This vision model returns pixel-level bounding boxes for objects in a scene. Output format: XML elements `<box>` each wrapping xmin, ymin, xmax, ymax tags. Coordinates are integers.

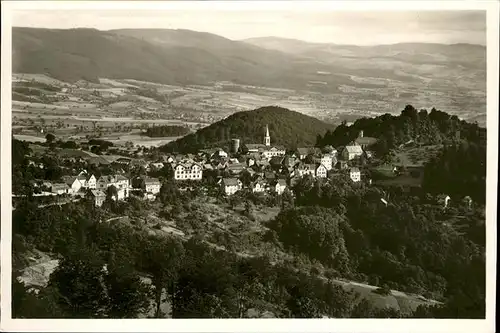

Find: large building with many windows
<box><xmin>172</xmin><ymin>162</ymin><xmax>203</xmax><ymax>180</ymax></box>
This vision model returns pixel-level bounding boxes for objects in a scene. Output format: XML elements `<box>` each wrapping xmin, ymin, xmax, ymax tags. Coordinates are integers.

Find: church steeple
<box><xmin>264</xmin><ymin>124</ymin><xmax>271</xmax><ymax>146</ymax></box>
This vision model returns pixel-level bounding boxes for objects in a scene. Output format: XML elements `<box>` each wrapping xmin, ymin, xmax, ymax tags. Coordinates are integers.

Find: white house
<box><xmin>96</xmin><ymin>175</ymin><xmax>130</xmax><ymax>200</ymax></box>
<box><xmin>172</xmin><ymin>163</ymin><xmax>203</xmax><ymax>181</ymax></box>
<box><xmin>89</xmin><ymin>189</ymin><xmax>106</xmax><ymax>207</ymax></box>
<box><xmin>76</xmin><ymin>175</ymin><xmax>87</xmax><ymax>188</ymax></box>
<box><xmin>210</xmin><ymin>148</ymin><xmax>228</xmax><ymax>159</ymax></box>
<box><xmin>296</xmin><ymin>163</ymin><xmax>316</xmax><ymax>177</ymax></box>
<box><xmin>349</xmin><ymin>167</ymin><xmax>361</xmax><ymax>182</ymax></box>
<box><xmin>252</xmin><ymin>180</ymin><xmax>267</xmax><ymax>193</ymax></box>
<box><xmin>149</xmin><ymin>162</ymin><xmax>165</xmax><ymax>170</ymax></box>
<box><xmin>319</xmin><ymin>155</ymin><xmax>334</xmax><ymax>171</ymax></box>
<box><xmin>61</xmin><ymin>176</ymin><xmax>82</xmax><ymax>195</ymax></box>
<box><xmin>315</xmin><ymin>164</ymin><xmax>328</xmax><ymax>178</ymax></box>
<box><xmin>144</xmin><ymin>177</ymin><xmax>161</xmax><ymax>195</ymax></box>
<box><xmin>341</xmin><ymin>142</ymin><xmax>364</xmax><ymax>161</ymax></box>
<box><xmin>51</xmin><ymin>183</ymin><xmax>70</xmax><ymax>195</ymax></box>
<box><xmin>274</xmin><ymin>179</ymin><xmax>288</xmax><ymax>195</ymax></box>
<box><xmin>87</xmin><ymin>174</ymin><xmax>97</xmax><ymax>189</ymax></box>
<box><xmin>296</xmin><ymin>148</ymin><xmax>311</xmax><ymax>160</ymax></box>
<box><xmin>222</xmin><ymin>178</ymin><xmax>242</xmax><ymax>196</ymax></box>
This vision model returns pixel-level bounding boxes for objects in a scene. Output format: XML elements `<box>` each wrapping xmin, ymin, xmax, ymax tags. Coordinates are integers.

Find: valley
<box><xmin>12</xmin><ymin>28</ymin><xmax>487</xmax><ymax>133</ymax></box>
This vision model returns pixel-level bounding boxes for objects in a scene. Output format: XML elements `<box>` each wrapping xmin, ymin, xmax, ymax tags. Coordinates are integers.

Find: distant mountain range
<box><xmin>13</xmin><ymin>27</ymin><xmax>486</xmax><ymax>91</ymax></box>
<box><xmin>12</xmin><ymin>27</ymin><xmax>487</xmax><ymax>125</ymax></box>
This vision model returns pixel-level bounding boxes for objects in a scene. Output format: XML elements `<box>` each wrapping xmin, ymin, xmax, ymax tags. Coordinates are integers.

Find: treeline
<box><xmin>162</xmin><ymin>106</ymin><xmax>333</xmax><ymax>153</ymax></box>
<box><xmin>423</xmin><ymin>141</ymin><xmax>486</xmax><ymax>203</ymax></box>
<box><xmin>127</xmin><ymin>87</ymin><xmax>166</xmax><ymax>103</ymax></box>
<box><xmin>316</xmin><ymin>105</ymin><xmax>486</xmax><ymax>155</ymax></box>
<box><xmin>265</xmin><ymin>175</ymin><xmax>486</xmax><ymax>318</ymax></box>
<box><xmin>144</xmin><ymin>125</ymin><xmax>190</xmax><ymax>138</ymax></box>
<box><xmin>13</xmin><ymin>80</ymin><xmax>62</xmax><ymax>92</ymax></box>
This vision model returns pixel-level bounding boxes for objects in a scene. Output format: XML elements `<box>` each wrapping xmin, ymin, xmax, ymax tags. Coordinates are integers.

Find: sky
<box><xmin>13</xmin><ymin>10</ymin><xmax>486</xmax><ymax>45</ymax></box>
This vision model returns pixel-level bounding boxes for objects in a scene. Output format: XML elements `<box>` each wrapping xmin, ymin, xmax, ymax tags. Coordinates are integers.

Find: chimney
<box><xmin>359</xmin><ymin>130</ymin><xmax>364</xmax><ymax>138</ymax></box>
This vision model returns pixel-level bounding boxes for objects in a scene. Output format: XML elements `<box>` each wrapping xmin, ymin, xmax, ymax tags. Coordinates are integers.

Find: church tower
<box><xmin>264</xmin><ymin>124</ymin><xmax>271</xmax><ymax>146</ymax></box>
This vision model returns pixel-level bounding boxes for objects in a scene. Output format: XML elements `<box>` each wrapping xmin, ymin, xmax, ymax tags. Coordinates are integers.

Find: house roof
<box><xmin>355</xmin><ymin>136</ymin><xmax>378</xmax><ymax>146</ymax></box>
<box><xmin>245</xmin><ymin>143</ymin><xmax>266</xmax><ymax>149</ymax></box>
<box><xmin>90</xmin><ymin>189</ymin><xmax>106</xmax><ymax>197</ymax></box>
<box><xmin>228</xmin><ymin>163</ymin><xmax>246</xmax><ymax>170</ymax></box>
<box><xmin>52</xmin><ymin>183</ymin><xmax>69</xmax><ymax>190</ymax></box>
<box><xmin>264</xmin><ymin>171</ymin><xmax>276</xmax><ymax>179</ymax></box>
<box><xmin>344</xmin><ymin>143</ymin><xmax>363</xmax><ymax>154</ymax></box>
<box><xmin>223</xmin><ymin>178</ymin><xmax>240</xmax><ymax>186</ymax></box>
<box><xmin>89</xmin><ymin>156</ymin><xmax>111</xmax><ymax>165</ymax></box>
<box><xmin>277</xmin><ymin>179</ymin><xmax>287</xmax><ymax>186</ymax></box>
<box><xmin>130</xmin><ymin>159</ymin><xmax>148</xmax><ymax>166</ymax></box>
<box><xmin>61</xmin><ymin>176</ymin><xmax>78</xmax><ymax>186</ymax></box>
<box><xmin>297</xmin><ymin>163</ymin><xmax>316</xmax><ymax>171</ymax></box>
<box><xmin>115</xmin><ymin>175</ymin><xmax>129</xmax><ymax>181</ymax></box>
<box><xmin>161</xmin><ymin>155</ymin><xmax>174</xmax><ymax>162</ymax></box>
<box><xmin>265</xmin><ymin>145</ymin><xmax>286</xmax><ymax>151</ymax></box>
<box><xmin>98</xmin><ymin>175</ymin><xmax>115</xmax><ymax>183</ymax></box>
<box><xmin>296</xmin><ymin>147</ymin><xmax>310</xmax><ymax>155</ymax></box>
<box><xmin>269</xmin><ymin>156</ymin><xmax>285</xmax><ymax>165</ymax></box>
<box><xmin>297</xmin><ymin>147</ymin><xmax>321</xmax><ymax>156</ymax></box>
<box><xmin>144</xmin><ymin>177</ymin><xmax>161</xmax><ymax>185</ymax></box>
<box><xmin>316</xmin><ymin>163</ymin><xmax>328</xmax><ymax>170</ymax></box>
<box><xmin>253</xmin><ymin>179</ymin><xmax>267</xmax><ymax>187</ymax></box>
<box><xmin>350</xmin><ymin>167</ymin><xmax>360</xmax><ymax>173</ymax></box>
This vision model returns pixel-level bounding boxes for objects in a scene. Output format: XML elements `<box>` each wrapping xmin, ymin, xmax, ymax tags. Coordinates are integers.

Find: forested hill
<box><xmin>161</xmin><ymin>106</ymin><xmax>334</xmax><ymax>153</ymax></box>
<box><xmin>316</xmin><ymin>105</ymin><xmax>487</xmax><ymax>203</ymax></box>
<box><xmin>316</xmin><ymin>105</ymin><xmax>486</xmax><ymax>153</ymax></box>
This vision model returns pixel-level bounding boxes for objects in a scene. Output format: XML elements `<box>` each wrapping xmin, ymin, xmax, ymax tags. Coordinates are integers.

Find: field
<box><xmin>11</xmin><ymin>73</ymin><xmax>486</xmax><ymax>149</ymax></box>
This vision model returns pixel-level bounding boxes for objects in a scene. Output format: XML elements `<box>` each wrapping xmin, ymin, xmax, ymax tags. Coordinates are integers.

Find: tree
<box><xmin>45</xmin><ymin>133</ymin><xmax>56</xmax><ymax>144</ymax></box>
<box><xmin>244</xmin><ymin>200</ymin><xmax>254</xmax><ymax>219</ymax></box>
<box><xmin>239</xmin><ymin>170</ymin><xmax>253</xmax><ymax>187</ymax></box>
<box><xmin>12</xmin><ymin>277</ymin><xmax>66</xmax><ymax>318</ymax></box>
<box><xmin>281</xmin><ymin>188</ymin><xmax>294</xmax><ymax>210</ymax></box>
<box><xmin>47</xmin><ymin>246</ymin><xmax>109</xmax><ymax>318</ymax></box>
<box><xmin>105</xmin><ymin>252</ymin><xmax>152</xmax><ymax>318</ymax></box>
<box><xmin>106</xmin><ymin>185</ymin><xmax>119</xmax><ymax>201</ymax></box>
<box><xmin>173</xmin><ymin>244</ymin><xmax>238</xmax><ymax>318</ymax></box>
<box><xmin>142</xmin><ymin>237</ymin><xmax>185</xmax><ymax>318</ymax></box>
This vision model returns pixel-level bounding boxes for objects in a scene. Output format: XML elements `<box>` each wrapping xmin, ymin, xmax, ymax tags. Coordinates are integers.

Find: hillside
<box><xmin>161</xmin><ymin>106</ymin><xmax>333</xmax><ymax>153</ymax></box>
<box><xmin>12</xmin><ymin>28</ymin><xmax>350</xmax><ymax>92</ymax></box>
<box><xmin>243</xmin><ymin>37</ymin><xmax>486</xmax><ymax>70</ymax></box>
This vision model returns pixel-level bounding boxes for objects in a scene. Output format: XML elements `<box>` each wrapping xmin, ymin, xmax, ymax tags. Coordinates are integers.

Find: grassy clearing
<box><xmin>394</xmin><ymin>144</ymin><xmax>442</xmax><ymax>167</ymax></box>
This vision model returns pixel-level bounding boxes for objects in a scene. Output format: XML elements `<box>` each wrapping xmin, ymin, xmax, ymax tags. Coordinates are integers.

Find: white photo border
<box><xmin>1</xmin><ymin>1</ymin><xmax>498</xmax><ymax>332</ymax></box>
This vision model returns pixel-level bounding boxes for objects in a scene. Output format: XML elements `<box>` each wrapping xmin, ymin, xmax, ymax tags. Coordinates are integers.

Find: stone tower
<box><xmin>264</xmin><ymin>124</ymin><xmax>271</xmax><ymax>146</ymax></box>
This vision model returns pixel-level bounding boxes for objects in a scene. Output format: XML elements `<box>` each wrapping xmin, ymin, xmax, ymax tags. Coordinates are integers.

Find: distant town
<box><xmin>16</xmin><ymin>125</ymin><xmax>379</xmax><ymax>205</ymax></box>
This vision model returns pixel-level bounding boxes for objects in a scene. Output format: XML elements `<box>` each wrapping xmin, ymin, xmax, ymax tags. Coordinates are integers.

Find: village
<box><xmin>17</xmin><ymin>125</ymin><xmax>400</xmax><ymax>208</ymax></box>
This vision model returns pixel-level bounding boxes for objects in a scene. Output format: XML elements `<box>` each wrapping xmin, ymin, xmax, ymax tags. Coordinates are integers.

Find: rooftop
<box><xmin>223</xmin><ymin>178</ymin><xmax>240</xmax><ymax>186</ymax></box>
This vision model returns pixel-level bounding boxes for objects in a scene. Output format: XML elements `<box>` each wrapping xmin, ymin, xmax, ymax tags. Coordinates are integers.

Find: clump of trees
<box><xmin>144</xmin><ymin>125</ymin><xmax>190</xmax><ymax>138</ymax></box>
<box><xmin>316</xmin><ymin>105</ymin><xmax>486</xmax><ymax>156</ymax></box>
<box><xmin>267</xmin><ymin>174</ymin><xmax>485</xmax><ymax>318</ymax></box>
<box><xmin>423</xmin><ymin>141</ymin><xmax>486</xmax><ymax>203</ymax></box>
